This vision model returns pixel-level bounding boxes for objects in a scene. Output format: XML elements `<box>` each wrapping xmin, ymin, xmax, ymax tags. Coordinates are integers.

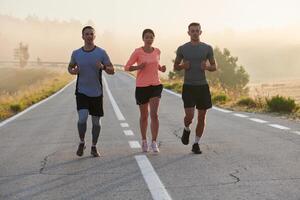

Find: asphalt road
<box><xmin>0</xmin><ymin>71</ymin><xmax>299</xmax><ymax>200</ymax></box>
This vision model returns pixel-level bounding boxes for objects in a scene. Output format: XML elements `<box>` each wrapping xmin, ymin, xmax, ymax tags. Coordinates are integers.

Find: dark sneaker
<box><xmin>91</xmin><ymin>146</ymin><xmax>100</xmax><ymax>157</ymax></box>
<box><xmin>76</xmin><ymin>143</ymin><xmax>86</xmax><ymax>157</ymax></box>
<box><xmin>181</xmin><ymin>128</ymin><xmax>190</xmax><ymax>145</ymax></box>
<box><xmin>192</xmin><ymin>143</ymin><xmax>202</xmax><ymax>154</ymax></box>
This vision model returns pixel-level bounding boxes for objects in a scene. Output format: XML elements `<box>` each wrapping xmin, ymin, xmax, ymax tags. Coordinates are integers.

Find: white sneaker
<box><xmin>142</xmin><ymin>140</ymin><xmax>149</xmax><ymax>152</ymax></box>
<box><xmin>151</xmin><ymin>141</ymin><xmax>160</xmax><ymax>153</ymax></box>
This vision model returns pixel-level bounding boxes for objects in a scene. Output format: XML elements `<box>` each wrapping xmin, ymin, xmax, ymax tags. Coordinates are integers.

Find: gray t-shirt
<box><xmin>70</xmin><ymin>46</ymin><xmax>111</xmax><ymax>97</ymax></box>
<box><xmin>176</xmin><ymin>42</ymin><xmax>214</xmax><ymax>85</ymax></box>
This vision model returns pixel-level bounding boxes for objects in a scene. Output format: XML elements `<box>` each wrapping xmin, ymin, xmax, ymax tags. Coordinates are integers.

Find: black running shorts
<box><xmin>182</xmin><ymin>84</ymin><xmax>212</xmax><ymax>110</ymax></box>
<box><xmin>135</xmin><ymin>84</ymin><xmax>163</xmax><ymax>105</ymax></box>
<box><xmin>76</xmin><ymin>93</ymin><xmax>104</xmax><ymax>117</ymax></box>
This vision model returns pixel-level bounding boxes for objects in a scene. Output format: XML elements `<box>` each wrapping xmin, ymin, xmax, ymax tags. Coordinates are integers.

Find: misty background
<box><xmin>0</xmin><ymin>9</ymin><xmax>300</xmax><ymax>83</ymax></box>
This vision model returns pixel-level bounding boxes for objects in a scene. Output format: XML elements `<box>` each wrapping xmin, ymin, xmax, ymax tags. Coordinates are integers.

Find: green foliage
<box><xmin>163</xmin><ymin>82</ymin><xmax>182</xmax><ymax>93</ymax></box>
<box><xmin>169</xmin><ymin>47</ymin><xmax>250</xmax><ymax>96</ymax></box>
<box><xmin>206</xmin><ymin>47</ymin><xmax>249</xmax><ymax>95</ymax></box>
<box><xmin>237</xmin><ymin>97</ymin><xmax>257</xmax><ymax>108</ymax></box>
<box><xmin>10</xmin><ymin>104</ymin><xmax>22</xmax><ymax>112</ymax></box>
<box><xmin>266</xmin><ymin>95</ymin><xmax>296</xmax><ymax>113</ymax></box>
<box><xmin>212</xmin><ymin>93</ymin><xmax>228</xmax><ymax>104</ymax></box>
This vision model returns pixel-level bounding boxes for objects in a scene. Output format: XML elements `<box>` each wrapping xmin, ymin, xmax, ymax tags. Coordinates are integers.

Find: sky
<box><xmin>1</xmin><ymin>0</ymin><xmax>300</xmax><ymax>34</ymax></box>
<box><xmin>1</xmin><ymin>0</ymin><xmax>300</xmax><ymax>82</ymax></box>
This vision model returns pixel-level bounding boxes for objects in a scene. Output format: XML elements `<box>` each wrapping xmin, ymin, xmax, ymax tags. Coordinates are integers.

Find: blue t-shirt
<box><xmin>70</xmin><ymin>46</ymin><xmax>111</xmax><ymax>97</ymax></box>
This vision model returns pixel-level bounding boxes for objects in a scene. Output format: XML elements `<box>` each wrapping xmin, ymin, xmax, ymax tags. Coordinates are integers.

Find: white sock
<box><xmin>195</xmin><ymin>136</ymin><xmax>201</xmax><ymax>144</ymax></box>
<box><xmin>184</xmin><ymin>126</ymin><xmax>190</xmax><ymax>131</ymax></box>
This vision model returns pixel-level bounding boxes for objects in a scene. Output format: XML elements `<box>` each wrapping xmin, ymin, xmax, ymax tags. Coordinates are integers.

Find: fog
<box><xmin>1</xmin><ymin>15</ymin><xmax>300</xmax><ymax>83</ymax></box>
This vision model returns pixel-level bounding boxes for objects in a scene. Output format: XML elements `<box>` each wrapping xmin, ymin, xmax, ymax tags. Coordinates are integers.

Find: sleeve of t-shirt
<box><xmin>69</xmin><ymin>51</ymin><xmax>76</xmax><ymax>65</ymax></box>
<box><xmin>206</xmin><ymin>45</ymin><xmax>214</xmax><ymax>60</ymax></box>
<box><xmin>124</xmin><ymin>49</ymin><xmax>139</xmax><ymax>71</ymax></box>
<box><xmin>175</xmin><ymin>46</ymin><xmax>183</xmax><ymax>61</ymax></box>
<box><xmin>101</xmin><ymin>50</ymin><xmax>111</xmax><ymax>65</ymax></box>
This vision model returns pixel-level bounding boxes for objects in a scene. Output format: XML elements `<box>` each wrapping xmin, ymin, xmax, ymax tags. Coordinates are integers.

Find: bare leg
<box><xmin>184</xmin><ymin>107</ymin><xmax>195</xmax><ymax>128</ymax></box>
<box><xmin>139</xmin><ymin>103</ymin><xmax>149</xmax><ymax>140</ymax></box>
<box><xmin>149</xmin><ymin>97</ymin><xmax>160</xmax><ymax>142</ymax></box>
<box><xmin>196</xmin><ymin>109</ymin><xmax>207</xmax><ymax>138</ymax></box>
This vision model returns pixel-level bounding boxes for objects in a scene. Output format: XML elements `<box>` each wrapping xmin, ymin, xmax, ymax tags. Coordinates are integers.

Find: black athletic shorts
<box><xmin>76</xmin><ymin>93</ymin><xmax>104</xmax><ymax>117</ymax></box>
<box><xmin>135</xmin><ymin>84</ymin><xmax>163</xmax><ymax>105</ymax></box>
<box><xmin>182</xmin><ymin>84</ymin><xmax>212</xmax><ymax>110</ymax></box>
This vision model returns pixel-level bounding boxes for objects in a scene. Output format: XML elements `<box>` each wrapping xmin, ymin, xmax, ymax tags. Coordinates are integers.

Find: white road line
<box><xmin>120</xmin><ymin>122</ymin><xmax>129</xmax><ymax>128</ymax></box>
<box><xmin>249</xmin><ymin>118</ymin><xmax>268</xmax><ymax>123</ymax></box>
<box><xmin>123</xmin><ymin>130</ymin><xmax>134</xmax><ymax>136</ymax></box>
<box><xmin>129</xmin><ymin>141</ymin><xmax>141</xmax><ymax>148</ymax></box>
<box><xmin>233</xmin><ymin>113</ymin><xmax>248</xmax><ymax>118</ymax></box>
<box><xmin>293</xmin><ymin>131</ymin><xmax>300</xmax><ymax>136</ymax></box>
<box><xmin>135</xmin><ymin>155</ymin><xmax>172</xmax><ymax>200</ymax></box>
<box><xmin>106</xmin><ymin>73</ymin><xmax>171</xmax><ymax>199</ymax></box>
<box><xmin>163</xmin><ymin>88</ymin><xmax>181</xmax><ymax>98</ymax></box>
<box><xmin>268</xmin><ymin>124</ymin><xmax>290</xmax><ymax>130</ymax></box>
<box><xmin>212</xmin><ymin>106</ymin><xmax>233</xmax><ymax>113</ymax></box>
<box><xmin>103</xmin><ymin>76</ymin><xmax>125</xmax><ymax>121</ymax></box>
<box><xmin>0</xmin><ymin>79</ymin><xmax>75</xmax><ymax>128</ymax></box>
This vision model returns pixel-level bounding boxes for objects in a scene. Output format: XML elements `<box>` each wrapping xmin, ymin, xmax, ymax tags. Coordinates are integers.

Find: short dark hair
<box><xmin>188</xmin><ymin>22</ymin><xmax>201</xmax><ymax>30</ymax></box>
<box><xmin>82</xmin><ymin>26</ymin><xmax>95</xmax><ymax>35</ymax></box>
<box><xmin>142</xmin><ymin>29</ymin><xmax>155</xmax><ymax>38</ymax></box>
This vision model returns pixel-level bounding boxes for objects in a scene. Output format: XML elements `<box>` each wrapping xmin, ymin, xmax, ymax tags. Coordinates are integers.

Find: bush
<box><xmin>10</xmin><ymin>104</ymin><xmax>22</xmax><ymax>112</ymax></box>
<box><xmin>237</xmin><ymin>97</ymin><xmax>256</xmax><ymax>108</ymax></box>
<box><xmin>163</xmin><ymin>82</ymin><xmax>182</xmax><ymax>93</ymax></box>
<box><xmin>212</xmin><ymin>94</ymin><xmax>228</xmax><ymax>104</ymax></box>
<box><xmin>266</xmin><ymin>95</ymin><xmax>296</xmax><ymax>113</ymax></box>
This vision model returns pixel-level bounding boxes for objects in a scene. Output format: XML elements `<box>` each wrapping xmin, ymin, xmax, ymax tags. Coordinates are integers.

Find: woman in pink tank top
<box><xmin>124</xmin><ymin>29</ymin><xmax>166</xmax><ymax>153</ymax></box>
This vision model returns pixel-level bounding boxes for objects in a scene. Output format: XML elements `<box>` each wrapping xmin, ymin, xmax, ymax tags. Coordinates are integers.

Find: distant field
<box><xmin>0</xmin><ymin>67</ymin><xmax>73</xmax><ymax>120</ymax></box>
<box><xmin>248</xmin><ymin>79</ymin><xmax>300</xmax><ymax>103</ymax></box>
<box><xmin>0</xmin><ymin>67</ymin><xmax>65</xmax><ymax>93</ymax></box>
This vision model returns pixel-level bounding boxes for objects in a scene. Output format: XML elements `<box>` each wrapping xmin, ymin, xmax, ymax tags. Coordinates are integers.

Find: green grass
<box><xmin>161</xmin><ymin>78</ymin><xmax>300</xmax><ymax>120</ymax></box>
<box><xmin>0</xmin><ymin>67</ymin><xmax>73</xmax><ymax>120</ymax></box>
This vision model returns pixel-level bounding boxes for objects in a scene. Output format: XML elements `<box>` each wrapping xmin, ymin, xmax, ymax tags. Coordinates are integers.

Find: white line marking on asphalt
<box><xmin>103</xmin><ymin>76</ymin><xmax>125</xmax><ymax>121</ymax></box>
<box><xmin>129</xmin><ymin>141</ymin><xmax>141</xmax><ymax>148</ymax></box>
<box><xmin>0</xmin><ymin>79</ymin><xmax>75</xmax><ymax>128</ymax></box>
<box><xmin>124</xmin><ymin>130</ymin><xmax>134</xmax><ymax>136</ymax></box>
<box><xmin>268</xmin><ymin>124</ymin><xmax>290</xmax><ymax>130</ymax></box>
<box><xmin>212</xmin><ymin>106</ymin><xmax>233</xmax><ymax>113</ymax></box>
<box><xmin>233</xmin><ymin>113</ymin><xmax>248</xmax><ymax>118</ymax></box>
<box><xmin>163</xmin><ymin>88</ymin><xmax>181</xmax><ymax>98</ymax></box>
<box><xmin>293</xmin><ymin>131</ymin><xmax>300</xmax><ymax>135</ymax></box>
<box><xmin>135</xmin><ymin>155</ymin><xmax>172</xmax><ymax>200</ymax></box>
<box><xmin>106</xmin><ymin>73</ymin><xmax>171</xmax><ymax>199</ymax></box>
<box><xmin>120</xmin><ymin>123</ymin><xmax>129</xmax><ymax>128</ymax></box>
<box><xmin>249</xmin><ymin>118</ymin><xmax>268</xmax><ymax>123</ymax></box>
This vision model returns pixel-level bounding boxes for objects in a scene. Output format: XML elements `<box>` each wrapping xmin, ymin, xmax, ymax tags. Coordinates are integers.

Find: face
<box><xmin>82</xmin><ymin>28</ymin><xmax>95</xmax><ymax>45</ymax></box>
<box><xmin>143</xmin><ymin>32</ymin><xmax>154</xmax><ymax>46</ymax></box>
<box><xmin>188</xmin><ymin>25</ymin><xmax>202</xmax><ymax>41</ymax></box>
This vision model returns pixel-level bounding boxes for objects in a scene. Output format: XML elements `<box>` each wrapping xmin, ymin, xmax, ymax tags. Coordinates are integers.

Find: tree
<box><xmin>206</xmin><ymin>47</ymin><xmax>249</xmax><ymax>95</ymax></box>
<box><xmin>168</xmin><ymin>47</ymin><xmax>250</xmax><ymax>95</ymax></box>
<box><xmin>13</xmin><ymin>42</ymin><xmax>30</xmax><ymax>68</ymax></box>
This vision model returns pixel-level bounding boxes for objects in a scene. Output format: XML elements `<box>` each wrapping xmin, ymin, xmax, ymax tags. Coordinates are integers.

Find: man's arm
<box><xmin>207</xmin><ymin>57</ymin><xmax>217</xmax><ymax>71</ymax></box>
<box><xmin>201</xmin><ymin>58</ymin><xmax>217</xmax><ymax>72</ymax></box>
<box><xmin>68</xmin><ymin>63</ymin><xmax>79</xmax><ymax>75</ymax></box>
<box><xmin>174</xmin><ymin>57</ymin><xmax>190</xmax><ymax>71</ymax></box>
<box><xmin>103</xmin><ymin>62</ymin><xmax>115</xmax><ymax>75</ymax></box>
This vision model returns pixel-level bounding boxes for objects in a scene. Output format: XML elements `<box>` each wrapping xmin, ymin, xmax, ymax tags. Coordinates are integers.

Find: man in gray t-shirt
<box><xmin>68</xmin><ymin>26</ymin><xmax>115</xmax><ymax>157</ymax></box>
<box><xmin>174</xmin><ymin>22</ymin><xmax>217</xmax><ymax>154</ymax></box>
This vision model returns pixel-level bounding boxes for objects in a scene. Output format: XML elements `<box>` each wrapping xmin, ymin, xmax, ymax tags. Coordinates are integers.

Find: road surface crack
<box><xmin>229</xmin><ymin>169</ymin><xmax>240</xmax><ymax>183</ymax></box>
<box><xmin>39</xmin><ymin>151</ymin><xmax>57</xmax><ymax>174</ymax></box>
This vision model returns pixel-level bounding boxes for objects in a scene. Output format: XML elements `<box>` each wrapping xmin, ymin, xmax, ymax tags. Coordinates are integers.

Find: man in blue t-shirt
<box><xmin>68</xmin><ymin>26</ymin><xmax>114</xmax><ymax>157</ymax></box>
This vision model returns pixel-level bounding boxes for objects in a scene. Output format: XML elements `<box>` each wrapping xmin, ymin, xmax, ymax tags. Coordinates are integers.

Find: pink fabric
<box><xmin>124</xmin><ymin>47</ymin><xmax>161</xmax><ymax>87</ymax></box>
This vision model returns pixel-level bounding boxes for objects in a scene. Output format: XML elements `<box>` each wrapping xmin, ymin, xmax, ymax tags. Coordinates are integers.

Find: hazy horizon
<box><xmin>0</xmin><ymin>0</ymin><xmax>300</xmax><ymax>83</ymax></box>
